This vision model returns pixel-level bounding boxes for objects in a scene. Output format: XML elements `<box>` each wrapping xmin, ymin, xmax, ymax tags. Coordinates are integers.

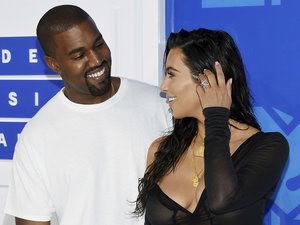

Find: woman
<box><xmin>134</xmin><ymin>28</ymin><xmax>289</xmax><ymax>225</ymax></box>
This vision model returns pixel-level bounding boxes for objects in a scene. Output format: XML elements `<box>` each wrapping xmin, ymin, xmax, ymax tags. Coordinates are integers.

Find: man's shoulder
<box><xmin>116</xmin><ymin>77</ymin><xmax>168</xmax><ymax>111</ymax></box>
<box><xmin>125</xmin><ymin>77</ymin><xmax>158</xmax><ymax>89</ymax></box>
<box><xmin>121</xmin><ymin>77</ymin><xmax>161</xmax><ymax>97</ymax></box>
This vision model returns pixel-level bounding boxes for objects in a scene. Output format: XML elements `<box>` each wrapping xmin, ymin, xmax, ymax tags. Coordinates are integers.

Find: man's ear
<box><xmin>45</xmin><ymin>56</ymin><xmax>61</xmax><ymax>75</ymax></box>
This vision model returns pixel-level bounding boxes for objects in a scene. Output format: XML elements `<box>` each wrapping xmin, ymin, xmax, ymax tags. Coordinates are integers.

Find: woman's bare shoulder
<box><xmin>147</xmin><ymin>136</ymin><xmax>166</xmax><ymax>166</ymax></box>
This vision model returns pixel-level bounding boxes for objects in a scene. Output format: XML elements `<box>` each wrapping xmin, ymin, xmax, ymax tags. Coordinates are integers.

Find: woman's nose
<box><xmin>160</xmin><ymin>77</ymin><xmax>168</xmax><ymax>92</ymax></box>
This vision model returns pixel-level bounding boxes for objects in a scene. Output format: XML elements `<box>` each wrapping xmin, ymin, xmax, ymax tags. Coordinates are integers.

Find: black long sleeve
<box><xmin>203</xmin><ymin>107</ymin><xmax>289</xmax><ymax>214</ymax></box>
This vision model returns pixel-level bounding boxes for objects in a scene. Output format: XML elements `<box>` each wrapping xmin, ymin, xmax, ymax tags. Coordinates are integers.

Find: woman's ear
<box><xmin>45</xmin><ymin>56</ymin><xmax>61</xmax><ymax>75</ymax></box>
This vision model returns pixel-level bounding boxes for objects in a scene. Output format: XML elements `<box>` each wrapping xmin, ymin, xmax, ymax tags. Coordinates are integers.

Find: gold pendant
<box><xmin>195</xmin><ymin>145</ymin><xmax>204</xmax><ymax>157</ymax></box>
<box><xmin>192</xmin><ymin>175</ymin><xmax>199</xmax><ymax>188</ymax></box>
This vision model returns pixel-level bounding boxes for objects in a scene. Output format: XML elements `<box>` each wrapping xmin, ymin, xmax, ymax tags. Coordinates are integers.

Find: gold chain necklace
<box><xmin>192</xmin><ymin>148</ymin><xmax>204</xmax><ymax>188</ymax></box>
<box><xmin>192</xmin><ymin>136</ymin><xmax>204</xmax><ymax>157</ymax></box>
<box><xmin>195</xmin><ymin>144</ymin><xmax>204</xmax><ymax>157</ymax></box>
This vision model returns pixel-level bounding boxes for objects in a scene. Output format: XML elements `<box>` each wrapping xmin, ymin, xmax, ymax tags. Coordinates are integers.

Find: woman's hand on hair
<box><xmin>196</xmin><ymin>61</ymin><xmax>232</xmax><ymax>110</ymax></box>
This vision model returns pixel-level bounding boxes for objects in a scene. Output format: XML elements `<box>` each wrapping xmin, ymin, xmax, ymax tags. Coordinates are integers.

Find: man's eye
<box><xmin>73</xmin><ymin>54</ymin><xmax>84</xmax><ymax>60</ymax></box>
<box><xmin>95</xmin><ymin>42</ymin><xmax>104</xmax><ymax>48</ymax></box>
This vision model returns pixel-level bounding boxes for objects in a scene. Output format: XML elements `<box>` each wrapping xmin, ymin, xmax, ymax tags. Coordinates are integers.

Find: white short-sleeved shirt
<box><xmin>4</xmin><ymin>78</ymin><xmax>171</xmax><ymax>225</ymax></box>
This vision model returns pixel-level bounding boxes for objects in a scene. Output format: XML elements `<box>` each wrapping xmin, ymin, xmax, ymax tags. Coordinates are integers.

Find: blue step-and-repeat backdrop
<box><xmin>166</xmin><ymin>0</ymin><xmax>299</xmax><ymax>224</ymax></box>
<box><xmin>0</xmin><ymin>37</ymin><xmax>64</xmax><ymax>159</ymax></box>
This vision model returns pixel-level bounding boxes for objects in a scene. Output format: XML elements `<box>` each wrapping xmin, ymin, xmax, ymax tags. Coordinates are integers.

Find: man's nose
<box><xmin>88</xmin><ymin>50</ymin><xmax>101</xmax><ymax>67</ymax></box>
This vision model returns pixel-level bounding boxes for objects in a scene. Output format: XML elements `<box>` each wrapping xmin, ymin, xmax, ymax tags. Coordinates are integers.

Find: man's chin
<box><xmin>86</xmin><ymin>76</ymin><xmax>111</xmax><ymax>97</ymax></box>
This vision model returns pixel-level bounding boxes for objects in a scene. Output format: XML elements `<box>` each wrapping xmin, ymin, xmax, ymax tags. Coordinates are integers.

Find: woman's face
<box><xmin>160</xmin><ymin>48</ymin><xmax>203</xmax><ymax>119</ymax></box>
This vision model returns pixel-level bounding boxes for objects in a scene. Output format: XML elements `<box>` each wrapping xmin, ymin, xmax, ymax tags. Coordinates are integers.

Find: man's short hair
<box><xmin>36</xmin><ymin>5</ymin><xmax>91</xmax><ymax>57</ymax></box>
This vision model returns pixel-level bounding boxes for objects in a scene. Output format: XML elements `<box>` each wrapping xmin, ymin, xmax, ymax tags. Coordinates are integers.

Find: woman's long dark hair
<box><xmin>134</xmin><ymin>28</ymin><xmax>261</xmax><ymax>216</ymax></box>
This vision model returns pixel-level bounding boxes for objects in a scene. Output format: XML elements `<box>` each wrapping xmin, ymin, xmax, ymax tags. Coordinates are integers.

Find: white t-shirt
<box><xmin>5</xmin><ymin>78</ymin><xmax>171</xmax><ymax>225</ymax></box>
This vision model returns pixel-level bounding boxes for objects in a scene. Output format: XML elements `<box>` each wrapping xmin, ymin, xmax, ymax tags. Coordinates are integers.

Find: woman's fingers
<box><xmin>202</xmin><ymin>61</ymin><xmax>226</xmax><ymax>89</ymax></box>
<box><xmin>226</xmin><ymin>78</ymin><xmax>233</xmax><ymax>100</ymax></box>
<box><xmin>203</xmin><ymin>69</ymin><xmax>217</xmax><ymax>88</ymax></box>
<box><xmin>196</xmin><ymin>62</ymin><xmax>232</xmax><ymax>110</ymax></box>
<box><xmin>215</xmin><ymin>61</ymin><xmax>226</xmax><ymax>87</ymax></box>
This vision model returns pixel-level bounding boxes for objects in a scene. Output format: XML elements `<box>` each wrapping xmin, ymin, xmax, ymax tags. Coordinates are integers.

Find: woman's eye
<box><xmin>167</xmin><ymin>72</ymin><xmax>174</xmax><ymax>78</ymax></box>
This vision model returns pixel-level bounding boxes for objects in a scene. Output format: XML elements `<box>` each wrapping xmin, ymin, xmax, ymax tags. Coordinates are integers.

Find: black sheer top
<box><xmin>145</xmin><ymin>107</ymin><xmax>289</xmax><ymax>225</ymax></box>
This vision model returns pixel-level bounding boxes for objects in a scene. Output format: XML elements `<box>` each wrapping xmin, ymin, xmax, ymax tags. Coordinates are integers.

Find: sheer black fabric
<box><xmin>145</xmin><ymin>107</ymin><xmax>289</xmax><ymax>225</ymax></box>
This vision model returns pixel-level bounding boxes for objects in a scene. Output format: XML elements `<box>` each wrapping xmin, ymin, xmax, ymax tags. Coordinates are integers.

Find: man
<box><xmin>4</xmin><ymin>5</ymin><xmax>170</xmax><ymax>225</ymax></box>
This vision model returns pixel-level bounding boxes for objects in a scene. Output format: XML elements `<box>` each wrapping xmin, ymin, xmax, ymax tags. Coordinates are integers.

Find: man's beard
<box><xmin>86</xmin><ymin>75</ymin><xmax>111</xmax><ymax>97</ymax></box>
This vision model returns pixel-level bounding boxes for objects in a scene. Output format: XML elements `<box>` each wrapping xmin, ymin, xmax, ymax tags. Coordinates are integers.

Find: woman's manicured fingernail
<box><xmin>215</xmin><ymin>61</ymin><xmax>220</xmax><ymax>65</ymax></box>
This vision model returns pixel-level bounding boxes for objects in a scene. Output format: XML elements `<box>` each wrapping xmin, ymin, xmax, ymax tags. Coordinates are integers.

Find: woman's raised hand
<box><xmin>196</xmin><ymin>62</ymin><xmax>232</xmax><ymax>110</ymax></box>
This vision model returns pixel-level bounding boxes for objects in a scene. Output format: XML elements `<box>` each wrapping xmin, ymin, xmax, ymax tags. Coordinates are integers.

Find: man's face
<box><xmin>46</xmin><ymin>18</ymin><xmax>112</xmax><ymax>104</ymax></box>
